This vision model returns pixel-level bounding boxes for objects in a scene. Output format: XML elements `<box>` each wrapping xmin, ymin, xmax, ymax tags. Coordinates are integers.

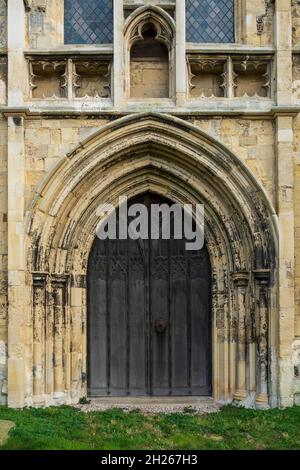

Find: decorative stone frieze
<box><xmin>27</xmin><ymin>56</ymin><xmax>113</xmax><ymax>102</ymax></box>
<box><xmin>73</xmin><ymin>61</ymin><xmax>111</xmax><ymax>99</ymax></box>
<box><xmin>187</xmin><ymin>54</ymin><xmax>273</xmax><ymax>100</ymax></box>
<box><xmin>29</xmin><ymin>60</ymin><xmax>67</xmax><ymax>99</ymax></box>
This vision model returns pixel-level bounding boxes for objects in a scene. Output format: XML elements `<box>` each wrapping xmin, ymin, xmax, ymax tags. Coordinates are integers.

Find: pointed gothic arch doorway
<box><xmin>87</xmin><ymin>193</ymin><xmax>212</xmax><ymax>397</ymax></box>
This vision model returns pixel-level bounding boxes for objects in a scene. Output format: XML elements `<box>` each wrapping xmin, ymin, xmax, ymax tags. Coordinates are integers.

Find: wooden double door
<box><xmin>88</xmin><ymin>194</ymin><xmax>212</xmax><ymax>397</ymax></box>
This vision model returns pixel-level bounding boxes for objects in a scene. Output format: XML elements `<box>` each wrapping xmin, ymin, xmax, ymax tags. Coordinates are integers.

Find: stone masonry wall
<box><xmin>244</xmin><ymin>0</ymin><xmax>274</xmax><ymax>47</ymax></box>
<box><xmin>26</xmin><ymin>0</ymin><xmax>63</xmax><ymax>49</ymax></box>
<box><xmin>193</xmin><ymin>118</ymin><xmax>275</xmax><ymax>205</ymax></box>
<box><xmin>0</xmin><ymin>0</ymin><xmax>6</xmax><ymax>49</ymax></box>
<box><xmin>294</xmin><ymin>115</ymin><xmax>300</xmax><ymax>338</ymax></box>
<box><xmin>0</xmin><ymin>0</ymin><xmax>298</xmax><ymax>408</ymax></box>
<box><xmin>24</xmin><ymin>117</ymin><xmax>276</xmax><ymax>212</ymax></box>
<box><xmin>24</xmin><ymin>118</ymin><xmax>110</xmax><ymax>209</ymax></box>
<box><xmin>0</xmin><ymin>116</ymin><xmax>7</xmax><ymax>405</ymax></box>
<box><xmin>292</xmin><ymin>0</ymin><xmax>300</xmax><ymax>48</ymax></box>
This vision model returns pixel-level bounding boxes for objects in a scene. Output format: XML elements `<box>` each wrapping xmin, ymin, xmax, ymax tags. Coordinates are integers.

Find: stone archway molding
<box><xmin>8</xmin><ymin>112</ymin><xmax>279</xmax><ymax>408</ymax></box>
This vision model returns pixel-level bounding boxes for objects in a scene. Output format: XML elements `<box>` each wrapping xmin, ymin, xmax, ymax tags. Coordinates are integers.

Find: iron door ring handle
<box><xmin>155</xmin><ymin>319</ymin><xmax>167</xmax><ymax>333</ymax></box>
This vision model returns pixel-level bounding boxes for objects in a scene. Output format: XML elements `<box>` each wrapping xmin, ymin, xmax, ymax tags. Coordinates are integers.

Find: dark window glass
<box><xmin>186</xmin><ymin>0</ymin><xmax>235</xmax><ymax>43</ymax></box>
<box><xmin>64</xmin><ymin>0</ymin><xmax>113</xmax><ymax>44</ymax></box>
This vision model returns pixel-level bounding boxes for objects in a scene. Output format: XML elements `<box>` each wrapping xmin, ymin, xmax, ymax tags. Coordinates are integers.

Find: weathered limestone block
<box><xmin>130</xmin><ymin>60</ymin><xmax>169</xmax><ymax>99</ymax></box>
<box><xmin>0</xmin><ymin>57</ymin><xmax>7</xmax><ymax>105</ymax></box>
<box><xmin>0</xmin><ymin>114</ymin><xmax>7</xmax><ymax>406</ymax></box>
<box><xmin>293</xmin><ymin>340</ymin><xmax>300</xmax><ymax>404</ymax></box>
<box><xmin>292</xmin><ymin>0</ymin><xmax>300</xmax><ymax>48</ymax></box>
<box><xmin>191</xmin><ymin>118</ymin><xmax>275</xmax><ymax>206</ymax></box>
<box><xmin>24</xmin><ymin>119</ymin><xmax>110</xmax><ymax>213</ymax></box>
<box><xmin>0</xmin><ymin>420</ymin><xmax>15</xmax><ymax>446</ymax></box>
<box><xmin>0</xmin><ymin>0</ymin><xmax>7</xmax><ymax>49</ymax></box>
<box><xmin>27</xmin><ymin>0</ymin><xmax>63</xmax><ymax>48</ymax></box>
<box><xmin>293</xmin><ymin>55</ymin><xmax>300</xmax><ymax>104</ymax></box>
<box><xmin>0</xmin><ymin>340</ymin><xmax>7</xmax><ymax>405</ymax></box>
<box><xmin>294</xmin><ymin>116</ymin><xmax>300</xmax><ymax>337</ymax></box>
<box><xmin>244</xmin><ymin>0</ymin><xmax>274</xmax><ymax>47</ymax></box>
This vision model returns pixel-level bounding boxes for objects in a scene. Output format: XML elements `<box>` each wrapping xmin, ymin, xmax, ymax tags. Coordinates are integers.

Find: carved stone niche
<box><xmin>188</xmin><ymin>59</ymin><xmax>226</xmax><ymax>99</ymax></box>
<box><xmin>124</xmin><ymin>4</ymin><xmax>175</xmax><ymax>20</ymax></box>
<box><xmin>130</xmin><ymin>23</ymin><xmax>170</xmax><ymax>99</ymax></box>
<box><xmin>29</xmin><ymin>60</ymin><xmax>67</xmax><ymax>99</ymax></box>
<box><xmin>233</xmin><ymin>58</ymin><xmax>271</xmax><ymax>99</ymax></box>
<box><xmin>73</xmin><ymin>60</ymin><xmax>111</xmax><ymax>99</ymax></box>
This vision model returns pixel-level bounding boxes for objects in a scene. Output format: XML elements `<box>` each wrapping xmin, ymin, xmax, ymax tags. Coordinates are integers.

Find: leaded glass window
<box><xmin>186</xmin><ymin>0</ymin><xmax>235</xmax><ymax>43</ymax></box>
<box><xmin>64</xmin><ymin>0</ymin><xmax>113</xmax><ymax>44</ymax></box>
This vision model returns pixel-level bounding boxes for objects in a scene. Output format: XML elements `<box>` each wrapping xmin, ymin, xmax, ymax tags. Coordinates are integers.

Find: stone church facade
<box><xmin>0</xmin><ymin>0</ymin><xmax>300</xmax><ymax>409</ymax></box>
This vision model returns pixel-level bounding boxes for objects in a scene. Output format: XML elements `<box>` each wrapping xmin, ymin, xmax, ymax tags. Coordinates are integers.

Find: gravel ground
<box><xmin>75</xmin><ymin>401</ymin><xmax>221</xmax><ymax>415</ymax></box>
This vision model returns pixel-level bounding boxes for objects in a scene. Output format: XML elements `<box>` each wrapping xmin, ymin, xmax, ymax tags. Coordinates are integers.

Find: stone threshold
<box><xmin>77</xmin><ymin>397</ymin><xmax>220</xmax><ymax>414</ymax></box>
<box><xmin>89</xmin><ymin>396</ymin><xmax>214</xmax><ymax>405</ymax></box>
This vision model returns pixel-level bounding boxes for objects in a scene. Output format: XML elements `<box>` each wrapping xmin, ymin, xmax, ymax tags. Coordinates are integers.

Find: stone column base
<box><xmin>233</xmin><ymin>390</ymin><xmax>247</xmax><ymax>401</ymax></box>
<box><xmin>256</xmin><ymin>393</ymin><xmax>269</xmax><ymax>409</ymax></box>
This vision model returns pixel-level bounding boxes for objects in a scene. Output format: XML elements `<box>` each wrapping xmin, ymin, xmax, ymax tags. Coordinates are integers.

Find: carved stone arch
<box><xmin>124</xmin><ymin>6</ymin><xmax>175</xmax><ymax>100</ymax></box>
<box><xmin>23</xmin><ymin>112</ymin><xmax>278</xmax><ymax>407</ymax></box>
<box><xmin>124</xmin><ymin>5</ymin><xmax>175</xmax><ymax>48</ymax></box>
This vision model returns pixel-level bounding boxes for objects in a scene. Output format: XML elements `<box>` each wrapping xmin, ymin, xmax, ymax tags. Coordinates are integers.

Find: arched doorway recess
<box><xmin>24</xmin><ymin>113</ymin><xmax>277</xmax><ymax>408</ymax></box>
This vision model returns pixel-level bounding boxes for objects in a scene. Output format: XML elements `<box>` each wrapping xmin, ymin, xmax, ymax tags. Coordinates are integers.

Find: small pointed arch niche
<box><xmin>124</xmin><ymin>6</ymin><xmax>175</xmax><ymax>101</ymax></box>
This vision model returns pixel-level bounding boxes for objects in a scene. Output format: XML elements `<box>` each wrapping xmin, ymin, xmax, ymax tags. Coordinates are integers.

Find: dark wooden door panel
<box><xmin>128</xmin><ymin>239</ymin><xmax>147</xmax><ymax>395</ymax></box>
<box><xmin>88</xmin><ymin>278</ymin><xmax>107</xmax><ymax>396</ymax></box>
<box><xmin>88</xmin><ymin>194</ymin><xmax>212</xmax><ymax>397</ymax></box>
<box><xmin>151</xmin><ymin>277</ymin><xmax>170</xmax><ymax>394</ymax></box>
<box><xmin>171</xmin><ymin>278</ymin><xmax>189</xmax><ymax>393</ymax></box>
<box><xmin>151</xmin><ymin>237</ymin><xmax>169</xmax><ymax>395</ymax></box>
<box><xmin>110</xmin><ymin>277</ymin><xmax>127</xmax><ymax>394</ymax></box>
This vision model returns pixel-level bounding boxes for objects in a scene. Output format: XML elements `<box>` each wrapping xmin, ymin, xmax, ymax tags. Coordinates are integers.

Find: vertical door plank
<box><xmin>170</xmin><ymin>239</ymin><xmax>189</xmax><ymax>394</ymax></box>
<box><xmin>109</xmin><ymin>239</ymin><xmax>127</xmax><ymax>395</ymax></box>
<box><xmin>151</xmin><ymin>238</ymin><xmax>169</xmax><ymax>395</ymax></box>
<box><xmin>88</xmin><ymin>238</ymin><xmax>107</xmax><ymax>396</ymax></box>
<box><xmin>128</xmin><ymin>238</ymin><xmax>147</xmax><ymax>394</ymax></box>
<box><xmin>190</xmin><ymin>251</ymin><xmax>212</xmax><ymax>394</ymax></box>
